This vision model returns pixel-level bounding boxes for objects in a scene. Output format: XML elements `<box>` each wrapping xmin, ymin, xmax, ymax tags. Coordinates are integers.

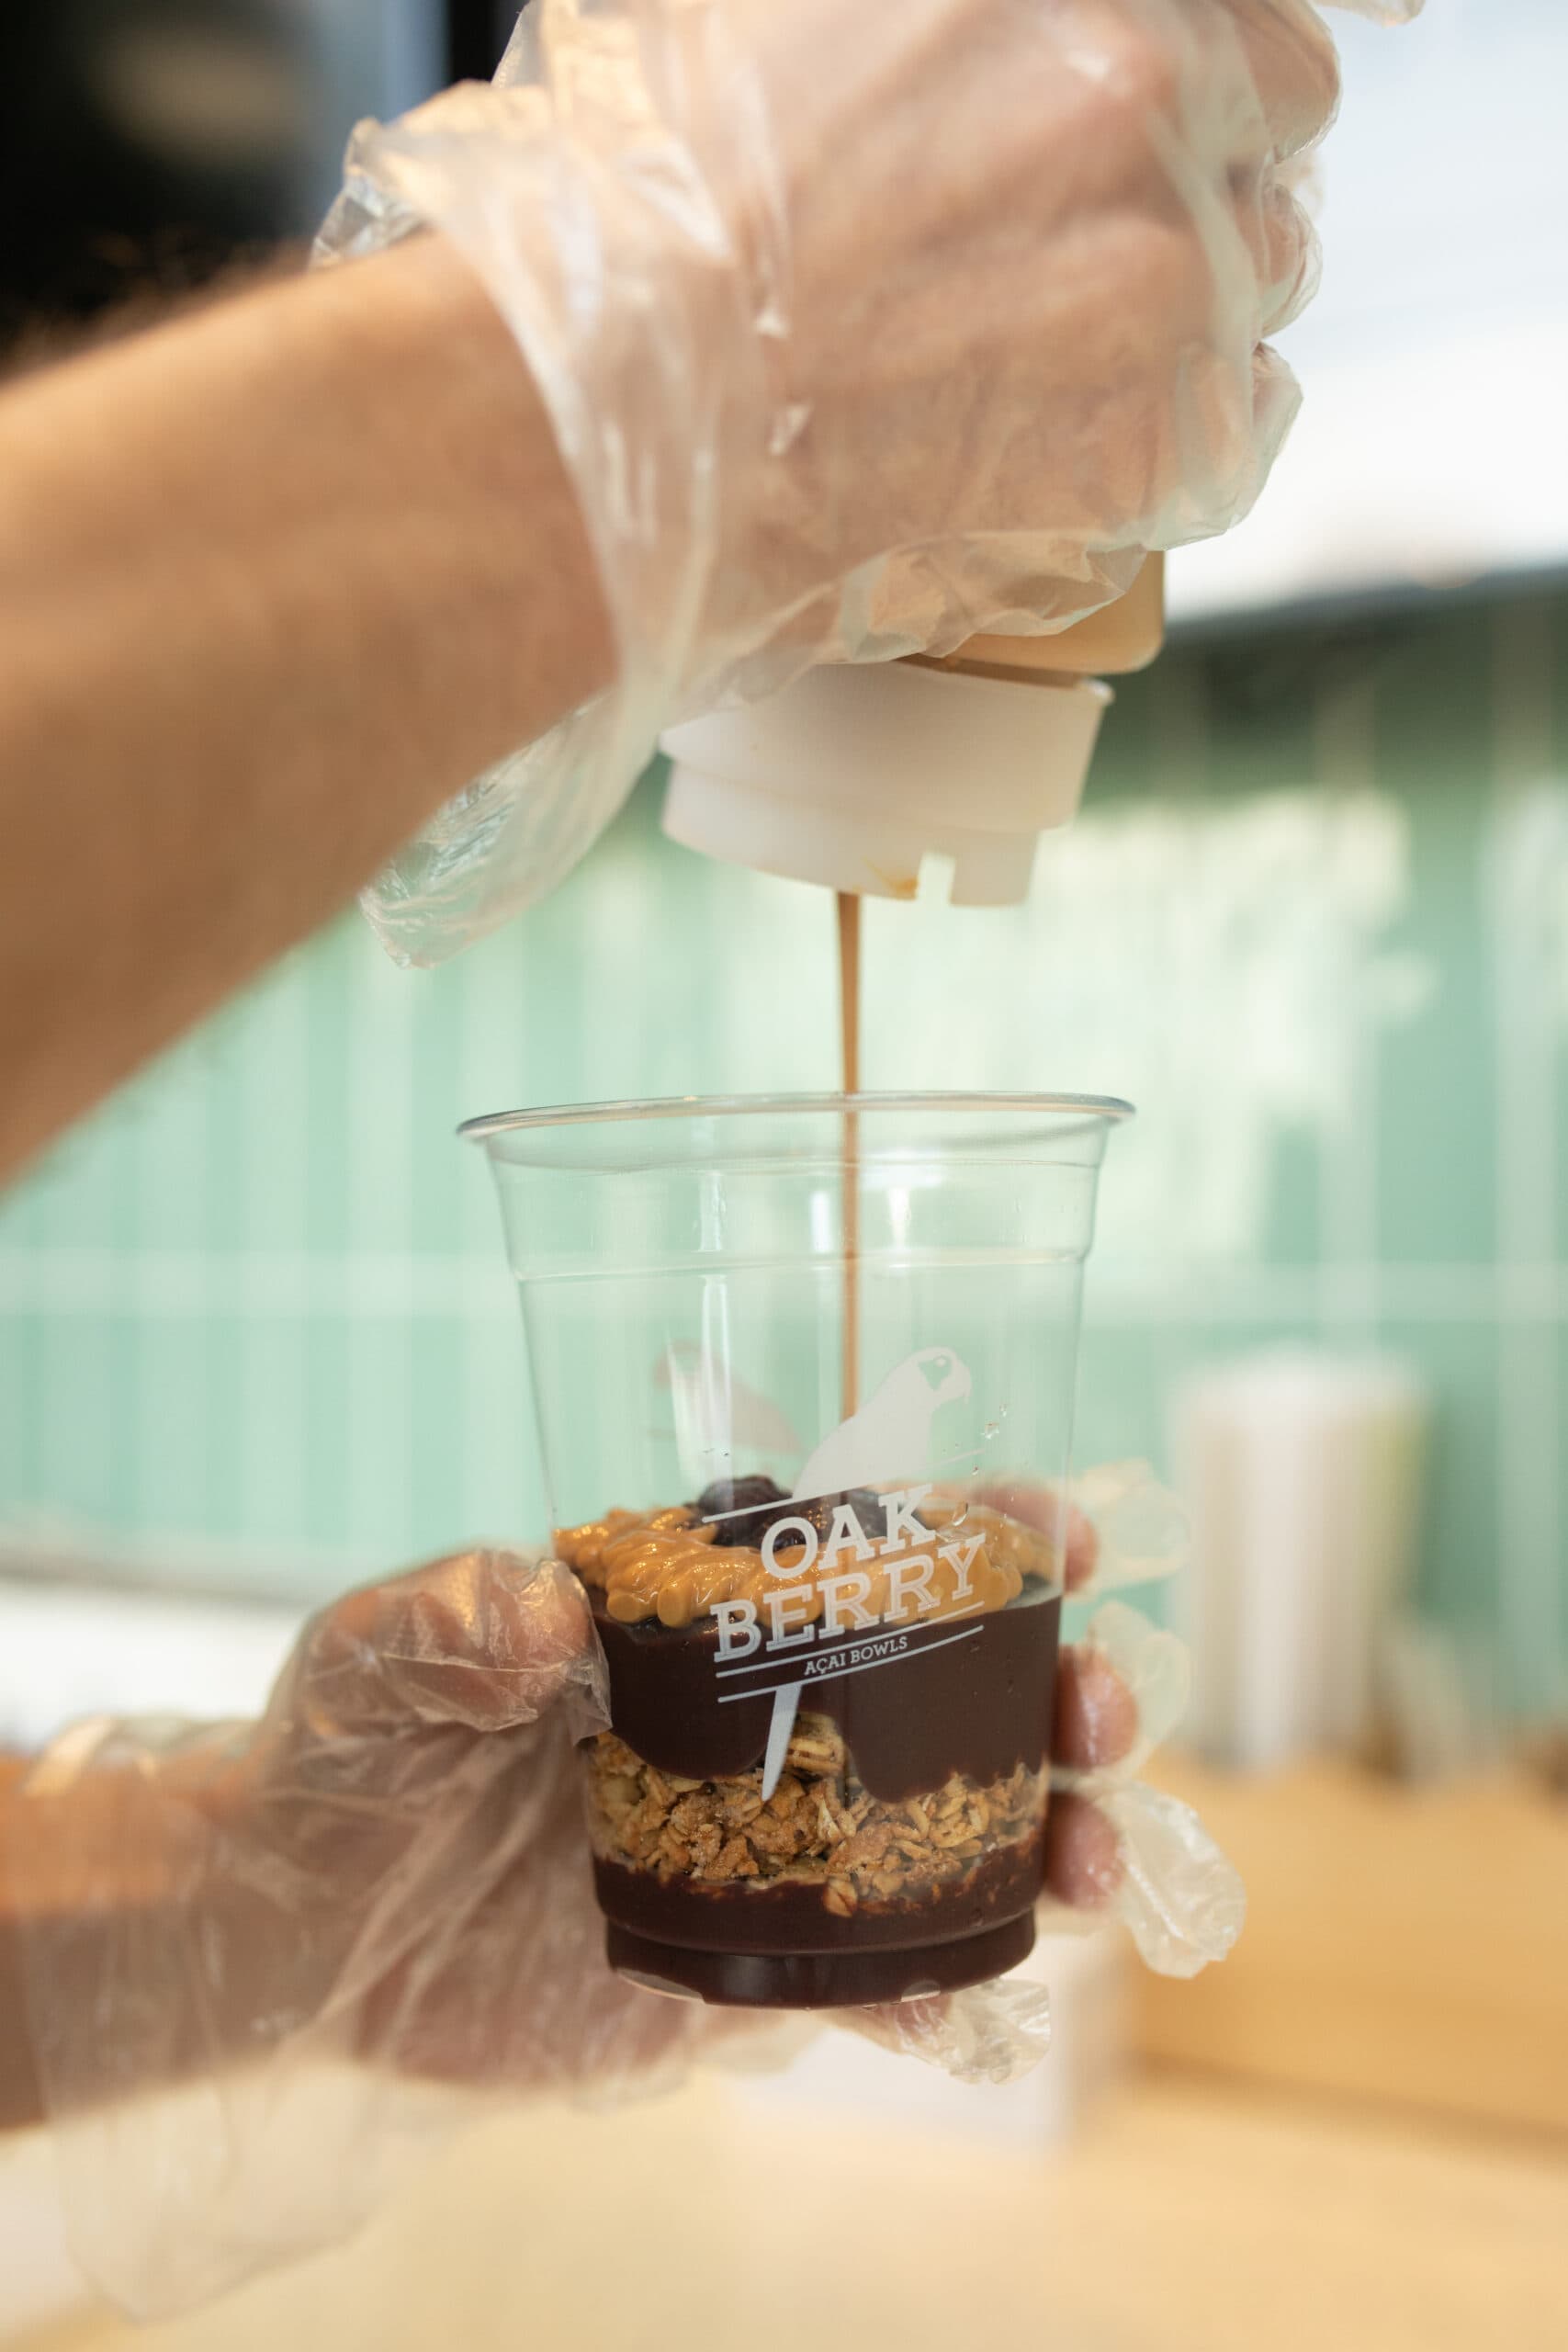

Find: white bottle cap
<box><xmin>660</xmin><ymin>661</ymin><xmax>1111</xmax><ymax>905</ymax></box>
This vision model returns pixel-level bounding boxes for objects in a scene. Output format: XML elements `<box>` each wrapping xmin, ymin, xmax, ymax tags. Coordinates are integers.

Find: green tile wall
<box><xmin>2</xmin><ymin>588</ymin><xmax>1565</xmax><ymax>1709</ymax></box>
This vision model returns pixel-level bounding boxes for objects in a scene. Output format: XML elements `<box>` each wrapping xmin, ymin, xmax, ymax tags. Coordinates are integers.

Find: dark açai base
<box><xmin>588</xmin><ymin>1583</ymin><xmax>1062</xmax><ymax>2008</ymax></box>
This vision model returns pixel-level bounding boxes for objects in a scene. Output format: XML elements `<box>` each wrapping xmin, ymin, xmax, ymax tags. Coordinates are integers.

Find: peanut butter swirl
<box><xmin>554</xmin><ymin>1494</ymin><xmax>1057</xmax><ymax>1631</ymax></box>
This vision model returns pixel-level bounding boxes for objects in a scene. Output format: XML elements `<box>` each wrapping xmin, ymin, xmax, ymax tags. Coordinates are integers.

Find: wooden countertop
<box><xmin>16</xmin><ymin>2068</ymin><xmax>1568</xmax><ymax>2352</ymax></box>
<box><xmin>1139</xmin><ymin>1758</ymin><xmax>1568</xmax><ymax>2137</ymax></box>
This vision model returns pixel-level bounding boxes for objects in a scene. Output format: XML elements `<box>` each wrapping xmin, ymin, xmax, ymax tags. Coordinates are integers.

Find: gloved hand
<box><xmin>2</xmin><ymin>1479</ymin><xmax>1232</xmax><ymax>2318</ymax></box>
<box><xmin>318</xmin><ymin>0</ymin><xmax>1419</xmax><ymax>961</ymax></box>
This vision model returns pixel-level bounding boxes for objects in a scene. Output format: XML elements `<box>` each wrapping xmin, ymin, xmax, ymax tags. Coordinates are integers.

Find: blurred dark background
<box><xmin>0</xmin><ymin>0</ymin><xmax>511</xmax><ymax>352</ymax></box>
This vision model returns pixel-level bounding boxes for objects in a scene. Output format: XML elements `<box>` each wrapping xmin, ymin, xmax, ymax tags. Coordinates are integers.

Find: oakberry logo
<box><xmin>712</xmin><ymin>1487</ymin><xmax>986</xmax><ymax>1662</ymax></box>
<box><xmin>702</xmin><ymin>1349</ymin><xmax>985</xmax><ymax>1794</ymax></box>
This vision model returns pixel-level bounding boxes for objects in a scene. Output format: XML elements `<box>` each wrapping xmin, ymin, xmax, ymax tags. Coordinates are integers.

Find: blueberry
<box><xmin>695</xmin><ymin>1474</ymin><xmax>787</xmax><ymax>1519</ymax></box>
<box><xmin>694</xmin><ymin>1475</ymin><xmax>888</xmax><ymax>1550</ymax></box>
<box><xmin>832</xmin><ymin>1487</ymin><xmax>890</xmax><ymax>1543</ymax></box>
<box><xmin>694</xmin><ymin>1475</ymin><xmax>791</xmax><ymax>1548</ymax></box>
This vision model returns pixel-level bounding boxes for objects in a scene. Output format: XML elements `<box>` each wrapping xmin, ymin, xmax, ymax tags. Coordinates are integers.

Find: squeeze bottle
<box><xmin>660</xmin><ymin>558</ymin><xmax>1164</xmax><ymax>904</ymax></box>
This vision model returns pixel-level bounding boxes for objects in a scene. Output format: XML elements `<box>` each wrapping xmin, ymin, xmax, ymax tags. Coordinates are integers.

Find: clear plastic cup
<box><xmin>465</xmin><ymin>1092</ymin><xmax>1130</xmax><ymax>2007</ymax></box>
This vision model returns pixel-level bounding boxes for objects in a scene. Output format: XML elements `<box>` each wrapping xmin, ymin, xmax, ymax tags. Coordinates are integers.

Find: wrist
<box><xmin>315</xmin><ymin>234</ymin><xmax>616</xmax><ymax>730</ymax></box>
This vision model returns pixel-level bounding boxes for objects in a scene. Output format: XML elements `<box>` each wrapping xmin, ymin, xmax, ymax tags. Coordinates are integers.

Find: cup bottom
<box><xmin>605</xmin><ymin>1910</ymin><xmax>1036</xmax><ymax>2008</ymax></box>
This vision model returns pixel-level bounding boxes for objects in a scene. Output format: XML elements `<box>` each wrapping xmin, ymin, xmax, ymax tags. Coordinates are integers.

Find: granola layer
<box><xmin>586</xmin><ymin>1713</ymin><xmax>1045</xmax><ymax>1917</ymax></box>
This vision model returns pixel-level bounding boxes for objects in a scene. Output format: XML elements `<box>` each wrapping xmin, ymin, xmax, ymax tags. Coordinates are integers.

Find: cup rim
<box><xmin>459</xmin><ymin>1089</ymin><xmax>1135</xmax><ymax>1147</ymax></box>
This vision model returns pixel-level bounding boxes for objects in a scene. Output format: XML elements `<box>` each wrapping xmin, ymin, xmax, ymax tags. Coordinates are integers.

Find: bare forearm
<box><xmin>0</xmin><ymin>1745</ymin><xmax>317</xmax><ymax>2135</ymax></box>
<box><xmin>0</xmin><ymin>1759</ymin><xmax>42</xmax><ymax>2129</ymax></box>
<box><xmin>0</xmin><ymin>238</ymin><xmax>611</xmax><ymax>1180</ymax></box>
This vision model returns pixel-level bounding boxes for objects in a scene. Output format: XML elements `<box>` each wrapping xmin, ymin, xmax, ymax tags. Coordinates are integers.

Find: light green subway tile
<box><xmin>1261</xmin><ymin>1128</ymin><xmax>1324</xmax><ymax>1266</ymax></box>
<box><xmin>403</xmin><ymin>1314</ymin><xmax>469</xmax><ymax>1562</ymax></box>
<box><xmin>301</xmin><ymin>1314</ymin><xmax>354</xmax><ymax>1566</ymax></box>
<box><xmin>1087</xmin><ymin>660</ymin><xmax>1157</xmax><ymax>792</ymax></box>
<box><xmin>130</xmin><ymin>1318</ymin><xmax>213</xmax><ymax>1542</ymax></box>
<box><xmin>0</xmin><ymin>1317</ymin><xmax>40</xmax><ymax>1513</ymax></box>
<box><xmin>407</xmin><ymin>974</ymin><xmax>469</xmax><ymax>1261</ymax></box>
<box><xmin>1380</xmin><ymin>1315</ymin><xmax>1499</xmax><ymax>1645</ymax></box>
<box><xmin>0</xmin><ymin>1166</ymin><xmax>44</xmax><ymax>1250</ymax></box>
<box><xmin>457</xmin><ymin>1305</ymin><xmax>542</xmax><ymax>1551</ymax></box>
<box><xmin>343</xmin><ymin>932</ymin><xmax>422</xmax><ymax>1263</ymax></box>
<box><xmin>127</xmin><ymin>1030</ymin><xmax>217</xmax><ymax>1256</ymax></box>
<box><xmin>1074</xmin><ymin>1315</ymin><xmax>1220</xmax><ymax>1643</ymax></box>
<box><xmin>447</xmin><ymin>920</ymin><xmax>539</xmax><ymax>1138</ymax></box>
<box><xmin>235</xmin><ymin>1317</ymin><xmax>312</xmax><ymax>1555</ymax></box>
<box><xmin>302</xmin><ymin>917</ymin><xmax>360</xmax><ymax>1261</ymax></box>
<box><xmin>1373</xmin><ymin>612</ymin><xmax>1497</xmax><ymax>1265</ymax></box>
<box><xmin>238</xmin><ymin>950</ymin><xmax>316</xmax><ymax>1258</ymax></box>
<box><xmin>1545</xmin><ymin>554</ymin><xmax>1568</xmax><ymax>1261</ymax></box>
<box><xmin>34</xmin><ymin>1314</ymin><xmax>132</xmax><ymax>1535</ymax></box>
<box><xmin>197</xmin><ymin>1315</ymin><xmax>250</xmax><ymax>1559</ymax></box>
<box><xmin>577</xmin><ymin>765</ymin><xmax>839</xmax><ymax>1102</ymax></box>
<box><xmin>1100</xmin><ymin>650</ymin><xmax>1217</xmax><ymax>807</ymax></box>
<box><xmin>343</xmin><ymin>1312</ymin><xmax>417</xmax><ymax>1566</ymax></box>
<box><xmin>25</xmin><ymin>1101</ymin><xmax>122</xmax><ymax>1256</ymax></box>
<box><xmin>1075</xmin><ymin>1323</ymin><xmax>1172</xmax><ymax>1474</ymax></box>
<box><xmin>190</xmin><ymin>987</ymin><xmax>268</xmax><ymax>1260</ymax></box>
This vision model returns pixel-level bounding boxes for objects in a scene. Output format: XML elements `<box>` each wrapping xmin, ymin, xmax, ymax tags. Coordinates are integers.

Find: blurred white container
<box><xmin>728</xmin><ymin>1929</ymin><xmax>1131</xmax><ymax>2154</ymax></box>
<box><xmin>0</xmin><ymin>1572</ymin><xmax>301</xmax><ymax>1752</ymax></box>
<box><xmin>1172</xmin><ymin>1351</ymin><xmax>1429</xmax><ymax>1770</ymax></box>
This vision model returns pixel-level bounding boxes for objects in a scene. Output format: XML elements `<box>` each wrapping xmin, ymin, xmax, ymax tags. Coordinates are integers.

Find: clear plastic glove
<box><xmin>318</xmin><ymin>0</ymin><xmax>1416</xmax><ymax>960</ymax></box>
<box><xmin>2</xmin><ymin>1469</ymin><xmax>1228</xmax><ymax>2316</ymax></box>
<box><xmin>977</xmin><ymin>1467</ymin><xmax>1246</xmax><ymax>1975</ymax></box>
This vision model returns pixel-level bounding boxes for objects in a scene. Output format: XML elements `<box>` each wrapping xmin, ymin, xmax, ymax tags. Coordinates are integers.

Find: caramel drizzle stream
<box><xmin>837</xmin><ymin>891</ymin><xmax>862</xmax><ymax>1419</ymax></box>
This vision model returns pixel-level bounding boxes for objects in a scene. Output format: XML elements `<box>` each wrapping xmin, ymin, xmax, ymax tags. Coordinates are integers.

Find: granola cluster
<box><xmin>556</xmin><ymin>1492</ymin><xmax>1056</xmax><ymax>1631</ymax></box>
<box><xmin>587</xmin><ymin>1713</ymin><xmax>1044</xmax><ymax>1916</ymax></box>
